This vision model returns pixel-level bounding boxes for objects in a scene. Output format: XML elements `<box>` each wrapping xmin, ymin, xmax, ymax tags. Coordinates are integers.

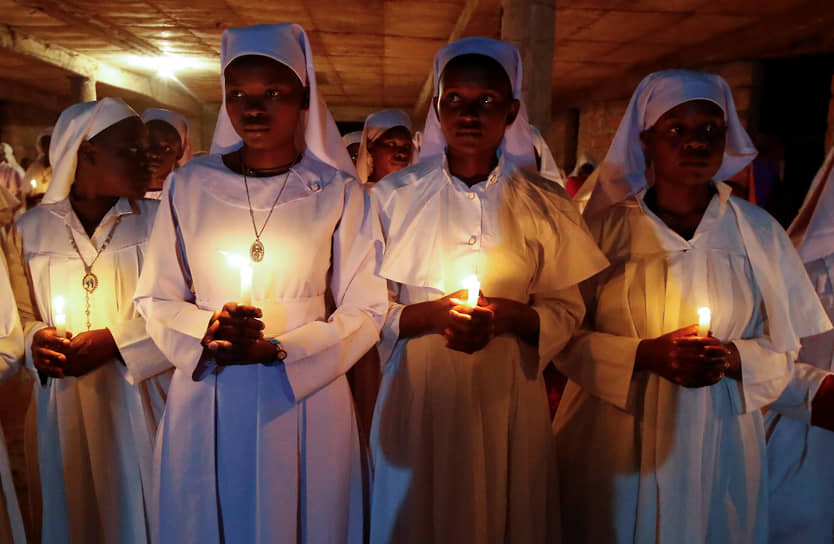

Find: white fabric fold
<box><xmin>788</xmin><ymin>145</ymin><xmax>834</xmax><ymax>263</ymax></box>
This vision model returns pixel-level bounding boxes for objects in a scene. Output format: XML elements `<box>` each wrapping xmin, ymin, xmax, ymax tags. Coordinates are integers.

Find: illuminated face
<box><xmin>435</xmin><ymin>54</ymin><xmax>519</xmax><ymax>160</ymax></box>
<box><xmin>640</xmin><ymin>99</ymin><xmax>727</xmax><ymax>188</ymax></box>
<box><xmin>78</xmin><ymin>116</ymin><xmax>150</xmax><ymax>199</ymax></box>
<box><xmin>367</xmin><ymin>125</ymin><xmax>413</xmax><ymax>182</ymax></box>
<box><xmin>146</xmin><ymin>120</ymin><xmax>183</xmax><ymax>190</ymax></box>
<box><xmin>224</xmin><ymin>55</ymin><xmax>307</xmax><ymax>154</ymax></box>
<box><xmin>347</xmin><ymin>142</ymin><xmax>360</xmax><ymax>165</ymax></box>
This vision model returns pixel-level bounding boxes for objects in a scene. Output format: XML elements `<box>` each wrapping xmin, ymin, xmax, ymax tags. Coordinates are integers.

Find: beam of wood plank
<box><xmin>14</xmin><ymin>0</ymin><xmax>162</xmax><ymax>56</ymax></box>
<box><xmin>412</xmin><ymin>0</ymin><xmax>480</xmax><ymax>122</ymax></box>
<box><xmin>329</xmin><ymin>103</ymin><xmax>401</xmax><ymax>123</ymax></box>
<box><xmin>0</xmin><ymin>25</ymin><xmax>203</xmax><ymax>114</ymax></box>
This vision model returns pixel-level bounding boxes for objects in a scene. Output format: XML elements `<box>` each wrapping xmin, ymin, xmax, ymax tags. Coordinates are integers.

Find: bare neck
<box><xmin>69</xmin><ymin>194</ymin><xmax>118</xmax><ymax>238</ymax></box>
<box><xmin>447</xmin><ymin>149</ymin><xmax>498</xmax><ymax>187</ymax></box>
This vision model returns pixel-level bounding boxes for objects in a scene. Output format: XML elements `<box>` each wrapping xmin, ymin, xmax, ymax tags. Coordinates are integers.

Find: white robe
<box><xmin>553</xmin><ymin>183</ymin><xmax>824</xmax><ymax>544</ymax></box>
<box><xmin>134</xmin><ymin>152</ymin><xmax>387</xmax><ymax>544</ymax></box>
<box><xmin>6</xmin><ymin>197</ymin><xmax>172</xmax><ymax>544</ymax></box>
<box><xmin>369</xmin><ymin>155</ymin><xmax>608</xmax><ymax>543</ymax></box>
<box><xmin>765</xmin><ymin>255</ymin><xmax>834</xmax><ymax>543</ymax></box>
<box><xmin>0</xmin><ymin>251</ymin><xmax>26</xmax><ymax>544</ymax></box>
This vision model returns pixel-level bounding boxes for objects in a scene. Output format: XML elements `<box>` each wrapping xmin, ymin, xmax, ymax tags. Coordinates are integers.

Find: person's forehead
<box><xmin>377</xmin><ymin>125</ymin><xmax>412</xmax><ymax>141</ymax></box>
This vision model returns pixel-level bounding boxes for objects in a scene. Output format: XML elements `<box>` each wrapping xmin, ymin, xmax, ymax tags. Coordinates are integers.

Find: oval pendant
<box><xmin>250</xmin><ymin>240</ymin><xmax>265</xmax><ymax>263</ymax></box>
<box><xmin>82</xmin><ymin>272</ymin><xmax>98</xmax><ymax>293</ymax></box>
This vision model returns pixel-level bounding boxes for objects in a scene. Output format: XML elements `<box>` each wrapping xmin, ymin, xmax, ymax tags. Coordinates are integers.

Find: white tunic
<box><xmin>369</xmin><ymin>156</ymin><xmax>608</xmax><ymax>544</ymax></box>
<box><xmin>0</xmin><ymin>251</ymin><xmax>26</xmax><ymax>544</ymax></box>
<box><xmin>553</xmin><ymin>183</ymin><xmax>822</xmax><ymax>544</ymax></box>
<box><xmin>134</xmin><ymin>153</ymin><xmax>387</xmax><ymax>544</ymax></box>
<box><xmin>765</xmin><ymin>255</ymin><xmax>834</xmax><ymax>544</ymax></box>
<box><xmin>5</xmin><ymin>197</ymin><xmax>172</xmax><ymax>544</ymax></box>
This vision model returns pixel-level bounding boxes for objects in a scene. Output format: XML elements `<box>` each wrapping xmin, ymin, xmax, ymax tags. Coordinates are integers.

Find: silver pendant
<box><xmin>82</xmin><ymin>272</ymin><xmax>98</xmax><ymax>293</ymax></box>
<box><xmin>250</xmin><ymin>240</ymin><xmax>265</xmax><ymax>263</ymax></box>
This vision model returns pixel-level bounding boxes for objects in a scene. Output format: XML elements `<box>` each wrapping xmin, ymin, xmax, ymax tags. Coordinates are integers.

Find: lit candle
<box><xmin>53</xmin><ymin>295</ymin><xmax>66</xmax><ymax>338</ymax></box>
<box><xmin>462</xmin><ymin>274</ymin><xmax>480</xmax><ymax>309</ymax></box>
<box><xmin>223</xmin><ymin>252</ymin><xmax>253</xmax><ymax>306</ymax></box>
<box><xmin>697</xmin><ymin>306</ymin><xmax>711</xmax><ymax>337</ymax></box>
<box><xmin>30</xmin><ymin>179</ymin><xmax>37</xmax><ymax>189</ymax></box>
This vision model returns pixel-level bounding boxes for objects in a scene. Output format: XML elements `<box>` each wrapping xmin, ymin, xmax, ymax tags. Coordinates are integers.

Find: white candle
<box><xmin>462</xmin><ymin>274</ymin><xmax>480</xmax><ymax>308</ymax></box>
<box><xmin>53</xmin><ymin>295</ymin><xmax>66</xmax><ymax>338</ymax></box>
<box><xmin>223</xmin><ymin>252</ymin><xmax>254</xmax><ymax>306</ymax></box>
<box><xmin>697</xmin><ymin>306</ymin><xmax>711</xmax><ymax>337</ymax></box>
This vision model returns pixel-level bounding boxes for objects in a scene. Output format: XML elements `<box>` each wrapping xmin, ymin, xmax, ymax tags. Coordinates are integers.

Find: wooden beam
<box><xmin>412</xmin><ymin>0</ymin><xmax>480</xmax><ymax>122</ymax></box>
<box><xmin>0</xmin><ymin>25</ymin><xmax>203</xmax><ymax>115</ymax></box>
<box><xmin>14</xmin><ymin>0</ymin><xmax>162</xmax><ymax>56</ymax></box>
<box><xmin>329</xmin><ymin>104</ymin><xmax>399</xmax><ymax>123</ymax></box>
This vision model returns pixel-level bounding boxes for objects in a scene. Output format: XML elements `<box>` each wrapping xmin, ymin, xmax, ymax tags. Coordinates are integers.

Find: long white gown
<box><xmin>369</xmin><ymin>155</ymin><xmax>608</xmax><ymax>544</ymax></box>
<box><xmin>765</xmin><ymin>255</ymin><xmax>834</xmax><ymax>543</ymax></box>
<box><xmin>135</xmin><ymin>152</ymin><xmax>387</xmax><ymax>544</ymax></box>
<box><xmin>5</xmin><ymin>197</ymin><xmax>173</xmax><ymax>544</ymax></box>
<box><xmin>553</xmin><ymin>182</ymin><xmax>829</xmax><ymax>544</ymax></box>
<box><xmin>0</xmin><ymin>251</ymin><xmax>26</xmax><ymax>544</ymax></box>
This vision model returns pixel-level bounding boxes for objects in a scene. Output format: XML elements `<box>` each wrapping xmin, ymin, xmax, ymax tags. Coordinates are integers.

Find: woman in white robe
<box><xmin>141</xmin><ymin>108</ymin><xmax>193</xmax><ymax>199</ymax></box>
<box><xmin>3</xmin><ymin>98</ymin><xmax>173</xmax><ymax>544</ymax></box>
<box><xmin>356</xmin><ymin>109</ymin><xmax>416</xmax><ymax>184</ymax></box>
<box><xmin>369</xmin><ymin>37</ymin><xmax>608</xmax><ymax>544</ymax></box>
<box><xmin>764</xmin><ymin>146</ymin><xmax>834</xmax><ymax>543</ymax></box>
<box><xmin>0</xmin><ymin>252</ymin><xmax>26</xmax><ymax>544</ymax></box>
<box><xmin>134</xmin><ymin>23</ymin><xmax>386</xmax><ymax>544</ymax></box>
<box><xmin>553</xmin><ymin>70</ymin><xmax>831</xmax><ymax>544</ymax></box>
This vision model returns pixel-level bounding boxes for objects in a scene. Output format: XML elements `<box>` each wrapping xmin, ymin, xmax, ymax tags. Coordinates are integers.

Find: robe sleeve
<box><xmin>731</xmin><ymin>337</ymin><xmax>796</xmax><ymax>413</ymax></box>
<box><xmin>3</xmin><ymin>224</ymin><xmax>48</xmax><ymax>377</ymax></box>
<box><xmin>377</xmin><ymin>281</ymin><xmax>405</xmax><ymax>370</ymax></box>
<box><xmin>109</xmin><ymin>314</ymin><xmax>173</xmax><ymax>384</ymax></box>
<box><xmin>0</xmin><ymin>250</ymin><xmax>23</xmax><ymax>383</ymax></box>
<box><xmin>279</xmin><ymin>180</ymin><xmax>387</xmax><ymax>401</ymax></box>
<box><xmin>768</xmin><ymin>362</ymin><xmax>831</xmax><ymax>425</ymax></box>
<box><xmin>134</xmin><ymin>178</ymin><xmax>215</xmax><ymax>378</ymax></box>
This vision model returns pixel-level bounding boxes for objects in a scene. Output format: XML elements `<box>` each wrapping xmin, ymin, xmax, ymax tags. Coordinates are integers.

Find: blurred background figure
<box><xmin>21</xmin><ymin>129</ymin><xmax>52</xmax><ymax>210</ymax></box>
<box><xmin>565</xmin><ymin>153</ymin><xmax>596</xmax><ymax>197</ymax></box>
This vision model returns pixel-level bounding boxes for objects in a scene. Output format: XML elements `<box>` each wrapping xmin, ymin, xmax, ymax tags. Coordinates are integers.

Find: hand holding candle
<box><xmin>53</xmin><ymin>295</ymin><xmax>67</xmax><ymax>338</ymax></box>
<box><xmin>697</xmin><ymin>306</ymin><xmax>711</xmax><ymax>337</ymax></box>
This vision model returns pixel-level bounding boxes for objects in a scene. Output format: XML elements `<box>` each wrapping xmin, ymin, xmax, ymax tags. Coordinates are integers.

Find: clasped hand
<box><xmin>432</xmin><ymin>290</ymin><xmax>522</xmax><ymax>354</ymax></box>
<box><xmin>32</xmin><ymin>327</ymin><xmax>118</xmax><ymax>379</ymax></box>
<box><xmin>201</xmin><ymin>302</ymin><xmax>276</xmax><ymax>365</ymax></box>
<box><xmin>636</xmin><ymin>324</ymin><xmax>739</xmax><ymax>388</ymax></box>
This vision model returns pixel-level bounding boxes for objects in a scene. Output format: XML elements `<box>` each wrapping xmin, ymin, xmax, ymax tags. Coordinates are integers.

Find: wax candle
<box><xmin>223</xmin><ymin>252</ymin><xmax>253</xmax><ymax>306</ymax></box>
<box><xmin>462</xmin><ymin>274</ymin><xmax>480</xmax><ymax>308</ymax></box>
<box><xmin>697</xmin><ymin>306</ymin><xmax>711</xmax><ymax>337</ymax></box>
<box><xmin>53</xmin><ymin>295</ymin><xmax>66</xmax><ymax>338</ymax></box>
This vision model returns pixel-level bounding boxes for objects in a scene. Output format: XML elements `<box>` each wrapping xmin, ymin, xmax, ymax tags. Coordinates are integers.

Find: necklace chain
<box><xmin>241</xmin><ymin>153</ymin><xmax>298</xmax><ymax>262</ymax></box>
<box><xmin>65</xmin><ymin>217</ymin><xmax>122</xmax><ymax>330</ymax></box>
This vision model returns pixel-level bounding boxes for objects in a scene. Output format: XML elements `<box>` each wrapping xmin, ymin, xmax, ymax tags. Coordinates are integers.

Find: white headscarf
<box><xmin>529</xmin><ymin>124</ymin><xmax>565</xmax><ymax>185</ymax></box>
<box><xmin>585</xmin><ymin>69</ymin><xmax>757</xmax><ymax>216</ymax></box>
<box><xmin>0</xmin><ymin>143</ymin><xmax>24</xmax><ymax>177</ymax></box>
<box><xmin>356</xmin><ymin>109</ymin><xmax>415</xmax><ymax>183</ymax></box>
<box><xmin>341</xmin><ymin>131</ymin><xmax>362</xmax><ymax>148</ymax></box>
<box><xmin>210</xmin><ymin>23</ymin><xmax>355</xmax><ymax>175</ymax></box>
<box><xmin>141</xmin><ymin>108</ymin><xmax>193</xmax><ymax>166</ymax></box>
<box><xmin>420</xmin><ymin>37</ymin><xmax>537</xmax><ymax>174</ymax></box>
<box><xmin>42</xmin><ymin>97</ymin><xmax>138</xmax><ymax>205</ymax></box>
<box><xmin>788</xmin><ymin>146</ymin><xmax>834</xmax><ymax>262</ymax></box>
<box><xmin>35</xmin><ymin>127</ymin><xmax>53</xmax><ymax>156</ymax></box>
<box><xmin>569</xmin><ymin>153</ymin><xmax>597</xmax><ymax>177</ymax></box>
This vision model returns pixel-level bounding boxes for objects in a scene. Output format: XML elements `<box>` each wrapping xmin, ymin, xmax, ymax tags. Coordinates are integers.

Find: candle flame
<box><xmin>697</xmin><ymin>307</ymin><xmax>711</xmax><ymax>322</ymax></box>
<box><xmin>52</xmin><ymin>295</ymin><xmax>65</xmax><ymax>314</ymax></box>
<box><xmin>221</xmin><ymin>251</ymin><xmax>249</xmax><ymax>269</ymax></box>
<box><xmin>462</xmin><ymin>274</ymin><xmax>480</xmax><ymax>308</ymax></box>
<box><xmin>30</xmin><ymin>179</ymin><xmax>37</xmax><ymax>188</ymax></box>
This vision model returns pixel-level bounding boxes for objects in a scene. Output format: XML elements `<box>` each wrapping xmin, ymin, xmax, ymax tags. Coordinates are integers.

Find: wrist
<box><xmin>267</xmin><ymin>338</ymin><xmax>287</xmax><ymax>363</ymax></box>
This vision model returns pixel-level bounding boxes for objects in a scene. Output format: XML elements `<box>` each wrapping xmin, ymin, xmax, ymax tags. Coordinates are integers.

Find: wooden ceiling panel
<box><xmin>383</xmin><ymin>2</ymin><xmax>461</xmax><ymax>39</ymax></box>
<box><xmin>572</xmin><ymin>11</ymin><xmax>688</xmax><ymax>43</ymax></box>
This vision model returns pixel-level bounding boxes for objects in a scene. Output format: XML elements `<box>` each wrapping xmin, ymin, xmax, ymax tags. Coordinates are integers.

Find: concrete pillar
<box><xmin>68</xmin><ymin>75</ymin><xmax>96</xmax><ymax>102</ymax></box>
<box><xmin>500</xmin><ymin>0</ymin><xmax>556</xmax><ymax>134</ymax></box>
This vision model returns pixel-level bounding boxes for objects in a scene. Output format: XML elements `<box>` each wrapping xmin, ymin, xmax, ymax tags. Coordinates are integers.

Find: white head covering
<box><xmin>35</xmin><ymin>127</ymin><xmax>53</xmax><ymax>156</ymax></box>
<box><xmin>420</xmin><ymin>37</ymin><xmax>537</xmax><ymax>173</ymax></box>
<box><xmin>585</xmin><ymin>69</ymin><xmax>757</xmax><ymax>216</ymax></box>
<box><xmin>356</xmin><ymin>109</ymin><xmax>415</xmax><ymax>183</ymax></box>
<box><xmin>211</xmin><ymin>23</ymin><xmax>355</xmax><ymax>175</ymax></box>
<box><xmin>42</xmin><ymin>97</ymin><xmax>138</xmax><ymax>205</ymax></box>
<box><xmin>529</xmin><ymin>124</ymin><xmax>565</xmax><ymax>185</ymax></box>
<box><xmin>341</xmin><ymin>131</ymin><xmax>363</xmax><ymax>148</ymax></box>
<box><xmin>0</xmin><ymin>143</ymin><xmax>23</xmax><ymax>176</ymax></box>
<box><xmin>788</xmin><ymin>146</ymin><xmax>834</xmax><ymax>262</ymax></box>
<box><xmin>141</xmin><ymin>108</ymin><xmax>193</xmax><ymax>166</ymax></box>
<box><xmin>569</xmin><ymin>153</ymin><xmax>598</xmax><ymax>177</ymax></box>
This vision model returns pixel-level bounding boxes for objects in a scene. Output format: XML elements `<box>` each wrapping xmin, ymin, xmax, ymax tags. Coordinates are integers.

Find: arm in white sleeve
<box><xmin>769</xmin><ymin>361</ymin><xmax>832</xmax><ymax>424</ymax></box>
<box><xmin>133</xmin><ymin>178</ymin><xmax>214</xmax><ymax>379</ymax></box>
<box><xmin>0</xmin><ymin>250</ymin><xmax>23</xmax><ymax>383</ymax></box>
<box><xmin>732</xmin><ymin>335</ymin><xmax>795</xmax><ymax>413</ymax></box>
<box><xmin>109</xmin><ymin>314</ymin><xmax>172</xmax><ymax>384</ymax></box>
<box><xmin>554</xmin><ymin>277</ymin><xmax>642</xmax><ymax>411</ymax></box>
<box><xmin>280</xmin><ymin>180</ymin><xmax>388</xmax><ymax>402</ymax></box>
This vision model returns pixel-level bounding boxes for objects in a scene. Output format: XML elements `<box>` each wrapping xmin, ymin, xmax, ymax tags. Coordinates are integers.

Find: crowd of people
<box><xmin>0</xmin><ymin>21</ymin><xmax>832</xmax><ymax>544</ymax></box>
